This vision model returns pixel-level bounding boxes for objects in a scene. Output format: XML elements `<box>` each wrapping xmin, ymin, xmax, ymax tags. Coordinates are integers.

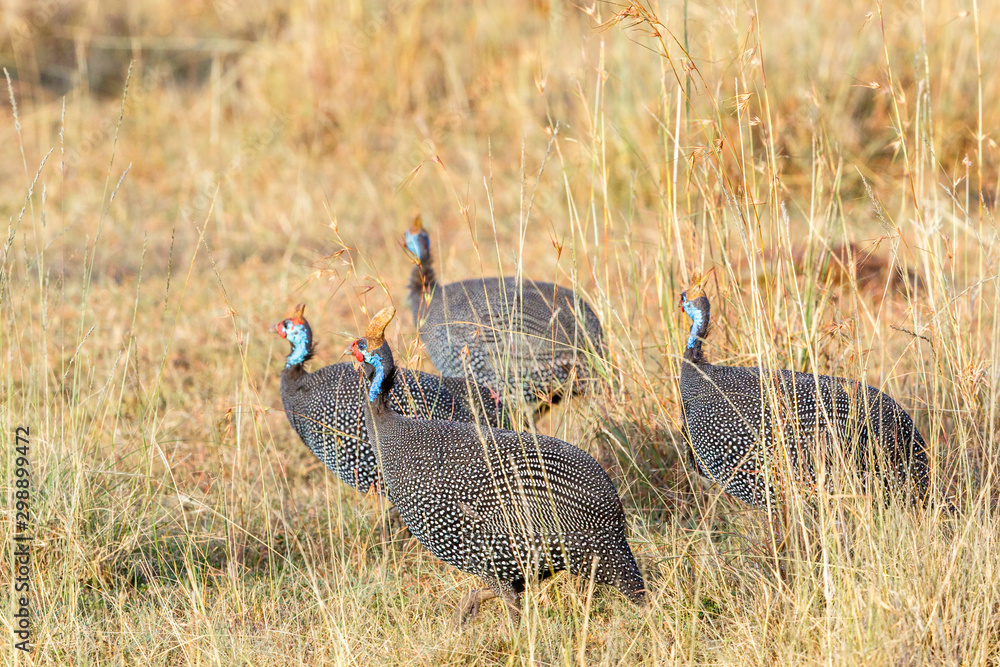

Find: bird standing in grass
<box><xmin>406</xmin><ymin>217</ymin><xmax>605</xmax><ymax>407</ymax></box>
<box><xmin>679</xmin><ymin>288</ymin><xmax>935</xmax><ymax>508</ymax></box>
<box><xmin>275</xmin><ymin>303</ymin><xmax>507</xmax><ymax>496</ymax></box>
<box><xmin>351</xmin><ymin>306</ymin><xmax>645</xmax><ymax>624</ymax></box>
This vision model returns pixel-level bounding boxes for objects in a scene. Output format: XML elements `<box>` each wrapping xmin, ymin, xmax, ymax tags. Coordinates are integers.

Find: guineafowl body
<box><xmin>351</xmin><ymin>307</ymin><xmax>644</xmax><ymax>623</ymax></box>
<box><xmin>406</xmin><ymin>220</ymin><xmax>605</xmax><ymax>406</ymax></box>
<box><xmin>679</xmin><ymin>291</ymin><xmax>933</xmax><ymax>507</ymax></box>
<box><xmin>276</xmin><ymin>304</ymin><xmax>507</xmax><ymax>494</ymax></box>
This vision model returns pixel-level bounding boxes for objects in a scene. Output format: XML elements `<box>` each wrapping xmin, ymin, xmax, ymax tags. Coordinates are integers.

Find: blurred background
<box><xmin>2</xmin><ymin>0</ymin><xmax>998</xmax><ymax>664</ymax></box>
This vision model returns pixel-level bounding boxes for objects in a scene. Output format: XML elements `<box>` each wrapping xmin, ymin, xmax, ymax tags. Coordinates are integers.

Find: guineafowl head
<box><xmin>350</xmin><ymin>306</ymin><xmax>397</xmax><ymax>402</ymax></box>
<box><xmin>404</xmin><ymin>216</ymin><xmax>431</xmax><ymax>262</ymax></box>
<box><xmin>680</xmin><ymin>289</ymin><xmax>710</xmax><ymax>357</ymax></box>
<box><xmin>275</xmin><ymin>303</ymin><xmax>313</xmax><ymax>368</ymax></box>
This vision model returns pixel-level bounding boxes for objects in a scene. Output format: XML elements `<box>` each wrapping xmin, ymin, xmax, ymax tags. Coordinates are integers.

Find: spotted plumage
<box><xmin>406</xmin><ymin>218</ymin><xmax>605</xmax><ymax>405</ymax></box>
<box><xmin>679</xmin><ymin>291</ymin><xmax>933</xmax><ymax>507</ymax></box>
<box><xmin>276</xmin><ymin>304</ymin><xmax>507</xmax><ymax>495</ymax></box>
<box><xmin>352</xmin><ymin>307</ymin><xmax>644</xmax><ymax>623</ymax></box>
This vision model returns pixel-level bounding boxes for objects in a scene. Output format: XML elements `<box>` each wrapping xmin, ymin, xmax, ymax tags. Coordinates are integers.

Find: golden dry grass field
<box><xmin>2</xmin><ymin>0</ymin><xmax>999</xmax><ymax>664</ymax></box>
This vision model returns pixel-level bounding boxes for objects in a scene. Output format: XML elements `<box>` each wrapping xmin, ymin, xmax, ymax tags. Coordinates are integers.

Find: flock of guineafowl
<box><xmin>275</xmin><ymin>218</ymin><xmax>942</xmax><ymax>625</ymax></box>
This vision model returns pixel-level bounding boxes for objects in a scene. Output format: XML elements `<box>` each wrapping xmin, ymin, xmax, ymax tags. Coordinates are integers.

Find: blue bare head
<box><xmin>350</xmin><ymin>338</ymin><xmax>387</xmax><ymax>402</ymax></box>
<box><xmin>349</xmin><ymin>306</ymin><xmax>397</xmax><ymax>402</ymax></box>
<box><xmin>680</xmin><ymin>291</ymin><xmax>710</xmax><ymax>352</ymax></box>
<box><xmin>404</xmin><ymin>216</ymin><xmax>430</xmax><ymax>262</ymax></box>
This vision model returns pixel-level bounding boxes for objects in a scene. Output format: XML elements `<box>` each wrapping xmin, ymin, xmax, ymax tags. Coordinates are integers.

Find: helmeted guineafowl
<box><xmin>350</xmin><ymin>306</ymin><xmax>645</xmax><ymax>624</ymax></box>
<box><xmin>405</xmin><ymin>217</ymin><xmax>605</xmax><ymax>406</ymax></box>
<box><xmin>276</xmin><ymin>303</ymin><xmax>508</xmax><ymax>495</ymax></box>
<box><xmin>679</xmin><ymin>289</ymin><xmax>935</xmax><ymax>508</ymax></box>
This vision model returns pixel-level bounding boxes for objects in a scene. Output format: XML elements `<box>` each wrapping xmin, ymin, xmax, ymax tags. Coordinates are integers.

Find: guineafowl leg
<box><xmin>453</xmin><ymin>578</ymin><xmax>522</xmax><ymax>626</ymax></box>
<box><xmin>494</xmin><ymin>584</ymin><xmax>522</xmax><ymax>625</ymax></box>
<box><xmin>453</xmin><ymin>588</ymin><xmax>496</xmax><ymax>626</ymax></box>
<box><xmin>761</xmin><ymin>508</ymin><xmax>789</xmax><ymax>583</ymax></box>
<box><xmin>379</xmin><ymin>507</ymin><xmax>412</xmax><ymax>546</ymax></box>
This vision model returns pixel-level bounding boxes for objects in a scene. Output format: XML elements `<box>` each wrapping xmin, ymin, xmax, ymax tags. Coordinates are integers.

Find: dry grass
<box><xmin>1</xmin><ymin>0</ymin><xmax>998</xmax><ymax>664</ymax></box>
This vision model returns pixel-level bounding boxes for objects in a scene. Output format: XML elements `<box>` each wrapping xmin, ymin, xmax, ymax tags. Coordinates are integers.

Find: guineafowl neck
<box><xmin>364</xmin><ymin>343</ymin><xmax>397</xmax><ymax>417</ymax></box>
<box><xmin>369</xmin><ymin>387</ymin><xmax>392</xmax><ymax>418</ymax></box>
<box><xmin>284</xmin><ymin>333</ymin><xmax>313</xmax><ymax>369</ymax></box>
<box><xmin>684</xmin><ymin>339</ymin><xmax>704</xmax><ymax>364</ymax></box>
<box><xmin>408</xmin><ymin>253</ymin><xmax>436</xmax><ymax>310</ymax></box>
<box><xmin>683</xmin><ymin>312</ymin><xmax>708</xmax><ymax>364</ymax></box>
<box><xmin>280</xmin><ymin>364</ymin><xmax>307</xmax><ymax>392</ymax></box>
<box><xmin>280</xmin><ymin>326</ymin><xmax>313</xmax><ymax>394</ymax></box>
<box><xmin>361</xmin><ymin>360</ymin><xmax>396</xmax><ymax>463</ymax></box>
<box><xmin>278</xmin><ymin>365</ymin><xmax>311</xmax><ymax>434</ymax></box>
